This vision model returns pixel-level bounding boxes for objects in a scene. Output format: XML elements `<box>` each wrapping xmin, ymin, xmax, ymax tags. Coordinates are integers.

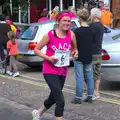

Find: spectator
<box><xmin>0</xmin><ymin>15</ymin><xmax>11</xmax><ymax>61</ymax></box>
<box><xmin>68</xmin><ymin>6</ymin><xmax>76</xmax><ymax>18</ymax></box>
<box><xmin>5</xmin><ymin>17</ymin><xmax>20</xmax><ymax>37</ymax></box>
<box><xmin>32</xmin><ymin>11</ymin><xmax>77</xmax><ymax>120</ymax></box>
<box><xmin>98</xmin><ymin>0</ymin><xmax>104</xmax><ymax>10</ymax></box>
<box><xmin>6</xmin><ymin>31</ymin><xmax>19</xmax><ymax>77</ymax></box>
<box><xmin>38</xmin><ymin>8</ymin><xmax>49</xmax><ymax>22</ymax></box>
<box><xmin>83</xmin><ymin>2</ymin><xmax>90</xmax><ymax>12</ymax></box>
<box><xmin>90</xmin><ymin>8</ymin><xmax>104</xmax><ymax>100</ymax></box>
<box><xmin>71</xmin><ymin>8</ymin><xmax>94</xmax><ymax>104</ymax></box>
<box><xmin>88</xmin><ymin>0</ymin><xmax>96</xmax><ymax>10</ymax></box>
<box><xmin>101</xmin><ymin>4</ymin><xmax>113</xmax><ymax>27</ymax></box>
<box><xmin>50</xmin><ymin>6</ymin><xmax>59</xmax><ymax>20</ymax></box>
<box><xmin>6</xmin><ymin>20</ymin><xmax>17</xmax><ymax>33</ymax></box>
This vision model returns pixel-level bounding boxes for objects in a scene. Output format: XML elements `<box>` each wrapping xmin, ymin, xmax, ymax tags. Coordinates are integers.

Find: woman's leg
<box><xmin>55</xmin><ymin>75</ymin><xmax>65</xmax><ymax>120</ymax></box>
<box><xmin>38</xmin><ymin>75</ymin><xmax>56</xmax><ymax>116</ymax></box>
<box><xmin>43</xmin><ymin>74</ymin><xmax>65</xmax><ymax>120</ymax></box>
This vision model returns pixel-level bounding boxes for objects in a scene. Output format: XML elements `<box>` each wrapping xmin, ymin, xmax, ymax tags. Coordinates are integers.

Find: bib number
<box><xmin>54</xmin><ymin>50</ymin><xmax>70</xmax><ymax>67</ymax></box>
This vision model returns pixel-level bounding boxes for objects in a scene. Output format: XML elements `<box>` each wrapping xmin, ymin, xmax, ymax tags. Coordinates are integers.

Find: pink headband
<box><xmin>57</xmin><ymin>13</ymin><xmax>71</xmax><ymax>21</ymax></box>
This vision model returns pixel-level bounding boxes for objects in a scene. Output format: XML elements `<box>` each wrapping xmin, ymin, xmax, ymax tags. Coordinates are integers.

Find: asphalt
<box><xmin>0</xmin><ymin>97</ymin><xmax>32</xmax><ymax>120</ymax></box>
<box><xmin>0</xmin><ymin>75</ymin><xmax>120</xmax><ymax>120</ymax></box>
<box><xmin>0</xmin><ymin>96</ymin><xmax>56</xmax><ymax>120</ymax></box>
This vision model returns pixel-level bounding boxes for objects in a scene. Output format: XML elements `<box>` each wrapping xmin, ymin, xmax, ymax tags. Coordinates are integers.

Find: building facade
<box><xmin>0</xmin><ymin>0</ymin><xmax>78</xmax><ymax>23</ymax></box>
<box><xmin>0</xmin><ymin>0</ymin><xmax>111</xmax><ymax>24</ymax></box>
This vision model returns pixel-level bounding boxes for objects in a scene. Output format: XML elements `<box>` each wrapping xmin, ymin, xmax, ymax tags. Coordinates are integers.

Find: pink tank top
<box><xmin>42</xmin><ymin>30</ymin><xmax>72</xmax><ymax>76</ymax></box>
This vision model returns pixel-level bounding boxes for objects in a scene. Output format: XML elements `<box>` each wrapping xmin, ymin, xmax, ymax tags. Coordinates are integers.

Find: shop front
<box><xmin>0</xmin><ymin>0</ymin><xmax>86</xmax><ymax>24</ymax></box>
<box><xmin>48</xmin><ymin>0</ymin><xmax>75</xmax><ymax>11</ymax></box>
<box><xmin>0</xmin><ymin>0</ymin><xmax>46</xmax><ymax>23</ymax></box>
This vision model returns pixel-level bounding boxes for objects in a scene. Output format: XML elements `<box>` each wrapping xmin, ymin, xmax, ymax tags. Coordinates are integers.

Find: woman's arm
<box><xmin>71</xmin><ymin>31</ymin><xmax>78</xmax><ymax>58</ymax></box>
<box><xmin>34</xmin><ymin>34</ymin><xmax>57</xmax><ymax>63</ymax></box>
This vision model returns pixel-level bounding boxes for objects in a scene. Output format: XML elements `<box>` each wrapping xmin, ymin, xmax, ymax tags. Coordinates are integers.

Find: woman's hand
<box><xmin>72</xmin><ymin>49</ymin><xmax>78</xmax><ymax>60</ymax></box>
<box><xmin>49</xmin><ymin>56</ymin><xmax>58</xmax><ymax>64</ymax></box>
<box><xmin>71</xmin><ymin>31</ymin><xmax>78</xmax><ymax>60</ymax></box>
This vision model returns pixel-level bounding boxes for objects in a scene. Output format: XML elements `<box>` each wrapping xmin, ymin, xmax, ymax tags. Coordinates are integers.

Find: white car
<box><xmin>101</xmin><ymin>27</ymin><xmax>120</xmax><ymax>81</ymax></box>
<box><xmin>17</xmin><ymin>18</ymin><xmax>80</xmax><ymax>67</ymax></box>
<box><xmin>17</xmin><ymin>19</ymin><xmax>120</xmax><ymax>82</ymax></box>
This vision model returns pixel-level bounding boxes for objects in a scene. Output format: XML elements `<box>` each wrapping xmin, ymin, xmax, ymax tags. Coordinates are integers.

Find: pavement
<box><xmin>0</xmin><ymin>96</ymin><xmax>56</xmax><ymax>120</ymax></box>
<box><xmin>0</xmin><ymin>73</ymin><xmax>120</xmax><ymax>120</ymax></box>
<box><xmin>0</xmin><ymin>63</ymin><xmax>120</xmax><ymax>120</ymax></box>
<box><xmin>0</xmin><ymin>97</ymin><xmax>32</xmax><ymax>120</ymax></box>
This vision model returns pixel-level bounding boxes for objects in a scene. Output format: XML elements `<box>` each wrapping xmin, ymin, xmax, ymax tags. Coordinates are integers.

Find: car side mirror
<box><xmin>104</xmin><ymin>27</ymin><xmax>111</xmax><ymax>33</ymax></box>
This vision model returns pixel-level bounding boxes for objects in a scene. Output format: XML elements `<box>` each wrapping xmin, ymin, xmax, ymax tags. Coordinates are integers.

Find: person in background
<box><xmin>6</xmin><ymin>31</ymin><xmax>19</xmax><ymax>77</ymax></box>
<box><xmin>90</xmin><ymin>8</ymin><xmax>104</xmax><ymax>100</ymax></box>
<box><xmin>50</xmin><ymin>6</ymin><xmax>59</xmax><ymax>20</ymax></box>
<box><xmin>6</xmin><ymin>20</ymin><xmax>17</xmax><ymax>33</ymax></box>
<box><xmin>88</xmin><ymin>0</ymin><xmax>96</xmax><ymax>11</ymax></box>
<box><xmin>83</xmin><ymin>2</ymin><xmax>89</xmax><ymax>11</ymax></box>
<box><xmin>32</xmin><ymin>11</ymin><xmax>77</xmax><ymax>120</ymax></box>
<box><xmin>71</xmin><ymin>8</ymin><xmax>94</xmax><ymax>104</ymax></box>
<box><xmin>98</xmin><ymin>0</ymin><xmax>104</xmax><ymax>10</ymax></box>
<box><xmin>5</xmin><ymin>17</ymin><xmax>20</xmax><ymax>37</ymax></box>
<box><xmin>0</xmin><ymin>15</ymin><xmax>11</xmax><ymax>61</ymax></box>
<box><xmin>68</xmin><ymin>6</ymin><xmax>76</xmax><ymax>18</ymax></box>
<box><xmin>101</xmin><ymin>4</ymin><xmax>113</xmax><ymax>27</ymax></box>
<box><xmin>38</xmin><ymin>8</ymin><xmax>49</xmax><ymax>22</ymax></box>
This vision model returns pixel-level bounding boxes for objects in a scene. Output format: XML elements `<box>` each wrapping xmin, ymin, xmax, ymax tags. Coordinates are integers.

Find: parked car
<box><xmin>101</xmin><ymin>27</ymin><xmax>120</xmax><ymax>81</ymax></box>
<box><xmin>17</xmin><ymin>18</ymin><xmax>80</xmax><ymax>67</ymax></box>
<box><xmin>17</xmin><ymin>19</ymin><xmax>120</xmax><ymax>82</ymax></box>
<box><xmin>14</xmin><ymin>22</ymin><xmax>29</xmax><ymax>37</ymax></box>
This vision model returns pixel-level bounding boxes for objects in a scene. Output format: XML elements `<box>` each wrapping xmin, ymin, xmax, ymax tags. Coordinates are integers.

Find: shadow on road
<box><xmin>21</xmin><ymin>67</ymin><xmax>42</xmax><ymax>72</ymax></box>
<box><xmin>100</xmin><ymin>81</ymin><xmax>120</xmax><ymax>91</ymax></box>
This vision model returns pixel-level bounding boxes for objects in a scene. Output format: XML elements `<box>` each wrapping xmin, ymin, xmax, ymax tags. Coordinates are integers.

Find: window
<box><xmin>70</xmin><ymin>21</ymin><xmax>78</xmax><ymax>31</ymax></box>
<box><xmin>19</xmin><ymin>26</ymin><xmax>38</xmax><ymax>40</ymax></box>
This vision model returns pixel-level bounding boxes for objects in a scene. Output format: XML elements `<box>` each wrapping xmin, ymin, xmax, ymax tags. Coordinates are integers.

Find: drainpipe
<box><xmin>49</xmin><ymin>0</ymin><xmax>52</xmax><ymax>11</ymax></box>
<box><xmin>73</xmin><ymin>0</ymin><xmax>75</xmax><ymax>8</ymax></box>
<box><xmin>28</xmin><ymin>0</ymin><xmax>30</xmax><ymax>24</ymax></box>
<box><xmin>60</xmin><ymin>0</ymin><xmax>63</xmax><ymax>11</ymax></box>
<box><xmin>10</xmin><ymin>0</ymin><xmax>12</xmax><ymax>15</ymax></box>
<box><xmin>18</xmin><ymin>4</ymin><xmax>21</xmax><ymax>23</ymax></box>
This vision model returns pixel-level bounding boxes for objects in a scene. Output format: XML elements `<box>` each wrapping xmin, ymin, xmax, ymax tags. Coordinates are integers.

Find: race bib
<box><xmin>54</xmin><ymin>50</ymin><xmax>70</xmax><ymax>67</ymax></box>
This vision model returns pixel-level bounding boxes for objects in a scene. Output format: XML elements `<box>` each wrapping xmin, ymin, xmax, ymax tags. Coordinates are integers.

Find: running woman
<box><xmin>32</xmin><ymin>11</ymin><xmax>77</xmax><ymax>120</ymax></box>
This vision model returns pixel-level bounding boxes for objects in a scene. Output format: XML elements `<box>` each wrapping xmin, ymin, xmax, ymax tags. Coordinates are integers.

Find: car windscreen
<box><xmin>18</xmin><ymin>26</ymin><xmax>38</xmax><ymax>40</ymax></box>
<box><xmin>70</xmin><ymin>21</ymin><xmax>78</xmax><ymax>31</ymax></box>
